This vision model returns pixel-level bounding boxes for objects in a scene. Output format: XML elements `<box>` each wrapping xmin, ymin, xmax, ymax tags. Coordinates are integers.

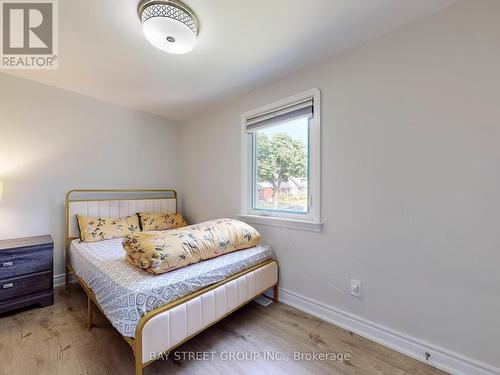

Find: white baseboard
<box><xmin>272</xmin><ymin>288</ymin><xmax>499</xmax><ymax>375</ymax></box>
<box><xmin>53</xmin><ymin>273</ymin><xmax>75</xmax><ymax>287</ymax></box>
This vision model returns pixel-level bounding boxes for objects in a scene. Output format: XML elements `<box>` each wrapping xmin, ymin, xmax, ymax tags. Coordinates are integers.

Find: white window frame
<box><xmin>239</xmin><ymin>88</ymin><xmax>322</xmax><ymax>232</ymax></box>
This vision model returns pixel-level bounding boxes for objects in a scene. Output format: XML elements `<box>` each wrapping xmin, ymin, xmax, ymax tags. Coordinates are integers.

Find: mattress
<box><xmin>69</xmin><ymin>237</ymin><xmax>274</xmax><ymax>337</ymax></box>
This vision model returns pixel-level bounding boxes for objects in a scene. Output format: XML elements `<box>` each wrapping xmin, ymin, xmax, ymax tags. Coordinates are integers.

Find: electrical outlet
<box><xmin>350</xmin><ymin>278</ymin><xmax>362</xmax><ymax>298</ymax></box>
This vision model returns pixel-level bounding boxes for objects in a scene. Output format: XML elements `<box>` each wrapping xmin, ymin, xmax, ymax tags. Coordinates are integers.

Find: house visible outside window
<box><xmin>240</xmin><ymin>89</ymin><xmax>321</xmax><ymax>231</ymax></box>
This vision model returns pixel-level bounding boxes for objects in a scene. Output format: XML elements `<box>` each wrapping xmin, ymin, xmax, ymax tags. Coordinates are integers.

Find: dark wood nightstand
<box><xmin>0</xmin><ymin>235</ymin><xmax>54</xmax><ymax>314</ymax></box>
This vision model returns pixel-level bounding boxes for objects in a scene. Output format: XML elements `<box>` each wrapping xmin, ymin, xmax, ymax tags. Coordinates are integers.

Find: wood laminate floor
<box><xmin>0</xmin><ymin>285</ymin><xmax>448</xmax><ymax>375</ymax></box>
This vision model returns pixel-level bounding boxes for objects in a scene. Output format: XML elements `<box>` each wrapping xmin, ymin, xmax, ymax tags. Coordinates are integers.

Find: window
<box><xmin>240</xmin><ymin>89</ymin><xmax>321</xmax><ymax>231</ymax></box>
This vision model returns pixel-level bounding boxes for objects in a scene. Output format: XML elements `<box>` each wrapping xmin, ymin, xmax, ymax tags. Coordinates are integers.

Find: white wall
<box><xmin>0</xmin><ymin>73</ymin><xmax>181</xmax><ymax>278</ymax></box>
<box><xmin>180</xmin><ymin>0</ymin><xmax>500</xmax><ymax>371</ymax></box>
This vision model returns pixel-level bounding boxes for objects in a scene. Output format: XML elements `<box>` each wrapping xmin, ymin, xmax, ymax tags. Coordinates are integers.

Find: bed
<box><xmin>65</xmin><ymin>189</ymin><xmax>279</xmax><ymax>375</ymax></box>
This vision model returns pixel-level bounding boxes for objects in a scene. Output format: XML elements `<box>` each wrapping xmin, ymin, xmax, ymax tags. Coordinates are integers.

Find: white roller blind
<box><xmin>245</xmin><ymin>98</ymin><xmax>313</xmax><ymax>132</ymax></box>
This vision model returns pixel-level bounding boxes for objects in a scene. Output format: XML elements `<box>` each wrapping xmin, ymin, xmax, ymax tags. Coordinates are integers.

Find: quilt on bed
<box><xmin>70</xmin><ymin>238</ymin><xmax>274</xmax><ymax>337</ymax></box>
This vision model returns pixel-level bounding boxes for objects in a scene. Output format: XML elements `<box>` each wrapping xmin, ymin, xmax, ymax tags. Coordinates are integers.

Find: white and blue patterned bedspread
<box><xmin>70</xmin><ymin>238</ymin><xmax>274</xmax><ymax>337</ymax></box>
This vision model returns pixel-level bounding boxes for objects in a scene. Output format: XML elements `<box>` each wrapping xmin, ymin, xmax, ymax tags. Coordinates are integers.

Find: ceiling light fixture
<box><xmin>138</xmin><ymin>0</ymin><xmax>199</xmax><ymax>54</ymax></box>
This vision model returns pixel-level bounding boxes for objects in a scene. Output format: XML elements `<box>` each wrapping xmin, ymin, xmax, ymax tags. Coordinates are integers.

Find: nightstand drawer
<box><xmin>0</xmin><ymin>271</ymin><xmax>52</xmax><ymax>302</ymax></box>
<box><xmin>0</xmin><ymin>248</ymin><xmax>52</xmax><ymax>279</ymax></box>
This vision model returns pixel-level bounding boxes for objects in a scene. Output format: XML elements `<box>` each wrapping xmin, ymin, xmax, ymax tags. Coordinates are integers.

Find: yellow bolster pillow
<box><xmin>123</xmin><ymin>219</ymin><xmax>261</xmax><ymax>274</ymax></box>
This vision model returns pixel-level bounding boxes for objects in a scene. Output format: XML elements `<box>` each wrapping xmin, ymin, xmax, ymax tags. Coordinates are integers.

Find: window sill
<box><xmin>238</xmin><ymin>214</ymin><xmax>323</xmax><ymax>232</ymax></box>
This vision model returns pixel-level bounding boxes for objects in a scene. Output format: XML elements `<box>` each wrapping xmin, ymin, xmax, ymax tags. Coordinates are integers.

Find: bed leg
<box><xmin>65</xmin><ymin>267</ymin><xmax>69</xmax><ymax>288</ymax></box>
<box><xmin>273</xmin><ymin>283</ymin><xmax>279</xmax><ymax>303</ymax></box>
<box><xmin>135</xmin><ymin>357</ymin><xmax>143</xmax><ymax>375</ymax></box>
<box><xmin>87</xmin><ymin>296</ymin><xmax>94</xmax><ymax>330</ymax></box>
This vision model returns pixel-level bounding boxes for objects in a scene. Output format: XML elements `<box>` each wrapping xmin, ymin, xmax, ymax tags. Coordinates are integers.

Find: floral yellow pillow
<box><xmin>137</xmin><ymin>212</ymin><xmax>188</xmax><ymax>231</ymax></box>
<box><xmin>77</xmin><ymin>215</ymin><xmax>140</xmax><ymax>243</ymax></box>
<box><xmin>123</xmin><ymin>219</ymin><xmax>261</xmax><ymax>274</ymax></box>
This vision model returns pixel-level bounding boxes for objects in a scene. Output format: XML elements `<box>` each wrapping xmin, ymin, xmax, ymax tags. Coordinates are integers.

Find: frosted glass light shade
<box><xmin>139</xmin><ymin>0</ymin><xmax>199</xmax><ymax>55</ymax></box>
<box><xmin>143</xmin><ymin>17</ymin><xmax>196</xmax><ymax>54</ymax></box>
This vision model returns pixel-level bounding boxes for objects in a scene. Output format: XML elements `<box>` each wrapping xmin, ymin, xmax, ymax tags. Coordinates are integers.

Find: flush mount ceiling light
<box><xmin>138</xmin><ymin>0</ymin><xmax>199</xmax><ymax>54</ymax></box>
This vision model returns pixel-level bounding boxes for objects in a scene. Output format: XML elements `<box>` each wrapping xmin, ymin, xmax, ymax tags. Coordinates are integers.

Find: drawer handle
<box><xmin>2</xmin><ymin>261</ymin><xmax>14</xmax><ymax>267</ymax></box>
<box><xmin>2</xmin><ymin>283</ymin><xmax>14</xmax><ymax>289</ymax></box>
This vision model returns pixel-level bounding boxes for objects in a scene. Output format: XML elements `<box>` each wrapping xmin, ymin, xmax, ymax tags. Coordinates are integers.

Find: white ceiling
<box><xmin>5</xmin><ymin>0</ymin><xmax>458</xmax><ymax>121</ymax></box>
